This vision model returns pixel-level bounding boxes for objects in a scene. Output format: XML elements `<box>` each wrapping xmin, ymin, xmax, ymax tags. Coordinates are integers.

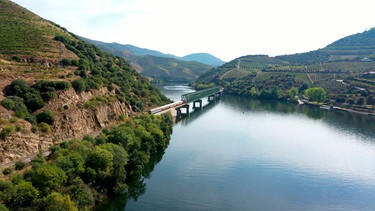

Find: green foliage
<box><xmin>1</xmin><ymin>96</ymin><xmax>29</xmax><ymax>119</ymax></box>
<box><xmin>66</xmin><ymin>178</ymin><xmax>94</xmax><ymax>209</ymax></box>
<box><xmin>31</xmin><ymin>164</ymin><xmax>67</xmax><ymax>196</ymax></box>
<box><xmin>289</xmin><ymin>87</ymin><xmax>299</xmax><ymax>97</ymax></box>
<box><xmin>71</xmin><ymin>78</ymin><xmax>87</xmax><ymax>93</ymax></box>
<box><xmin>55</xmin><ymin>35</ymin><xmax>170</xmax><ymax>111</ymax></box>
<box><xmin>32</xmin><ymin>80</ymin><xmax>71</xmax><ymax>92</ymax></box>
<box><xmin>36</xmin><ymin>109</ymin><xmax>55</xmax><ymax>125</ymax></box>
<box><xmin>39</xmin><ymin>122</ymin><xmax>51</xmax><ymax>133</ymax></box>
<box><xmin>0</xmin><ymin>203</ymin><xmax>8</xmax><ymax>211</ymax></box>
<box><xmin>5</xmin><ymin>80</ymin><xmax>44</xmax><ymax>112</ymax></box>
<box><xmin>0</xmin><ymin>125</ymin><xmax>15</xmax><ymax>139</ymax></box>
<box><xmin>2</xmin><ymin>181</ymin><xmax>39</xmax><ymax>209</ymax></box>
<box><xmin>6</xmin><ymin>79</ymin><xmax>30</xmax><ymax>98</ymax></box>
<box><xmin>15</xmin><ymin>160</ymin><xmax>26</xmax><ymax>170</ymax></box>
<box><xmin>42</xmin><ymin>192</ymin><xmax>77</xmax><ymax>211</ymax></box>
<box><xmin>305</xmin><ymin>87</ymin><xmax>327</xmax><ymax>103</ymax></box>
<box><xmin>2</xmin><ymin>168</ymin><xmax>12</xmax><ymax>176</ymax></box>
<box><xmin>24</xmin><ymin>90</ymin><xmax>45</xmax><ymax>112</ymax></box>
<box><xmin>0</xmin><ymin>113</ymin><xmax>173</xmax><ymax>209</ymax></box>
<box><xmin>0</xmin><ymin>98</ymin><xmax>15</xmax><ymax>110</ymax></box>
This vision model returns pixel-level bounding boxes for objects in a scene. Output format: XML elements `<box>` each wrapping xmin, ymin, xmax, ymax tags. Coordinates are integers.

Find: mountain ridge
<box><xmin>81</xmin><ymin>37</ymin><xmax>219</xmax><ymax>82</ymax></box>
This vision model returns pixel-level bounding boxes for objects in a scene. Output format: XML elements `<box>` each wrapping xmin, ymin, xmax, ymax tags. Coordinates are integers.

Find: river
<box><xmin>103</xmin><ymin>84</ymin><xmax>375</xmax><ymax>210</ymax></box>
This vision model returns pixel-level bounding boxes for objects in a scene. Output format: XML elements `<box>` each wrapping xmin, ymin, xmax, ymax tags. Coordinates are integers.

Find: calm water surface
<box><xmin>113</xmin><ymin>85</ymin><xmax>375</xmax><ymax>210</ymax></box>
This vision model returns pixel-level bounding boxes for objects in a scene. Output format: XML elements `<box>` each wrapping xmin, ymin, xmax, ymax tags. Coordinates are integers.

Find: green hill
<box><xmin>0</xmin><ymin>1</ymin><xmax>175</xmax><ymax>210</ymax></box>
<box><xmin>0</xmin><ymin>0</ymin><xmax>170</xmax><ymax>165</ymax></box>
<box><xmin>195</xmin><ymin>28</ymin><xmax>375</xmax><ymax>113</ymax></box>
<box><xmin>0</xmin><ymin>0</ymin><xmax>168</xmax><ymax>108</ymax></box>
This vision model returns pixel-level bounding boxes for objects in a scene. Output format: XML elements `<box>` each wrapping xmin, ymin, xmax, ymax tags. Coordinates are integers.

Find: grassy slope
<box><xmin>0</xmin><ymin>0</ymin><xmax>73</xmax><ymax>59</ymax></box>
<box><xmin>0</xmin><ymin>0</ymin><xmax>80</xmax><ymax>92</ymax></box>
<box><xmin>0</xmin><ymin>0</ymin><xmax>169</xmax><ymax>109</ymax></box>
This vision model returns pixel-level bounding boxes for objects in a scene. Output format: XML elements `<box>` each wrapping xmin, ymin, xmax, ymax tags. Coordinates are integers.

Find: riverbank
<box><xmin>300</xmin><ymin>98</ymin><xmax>375</xmax><ymax>116</ymax></box>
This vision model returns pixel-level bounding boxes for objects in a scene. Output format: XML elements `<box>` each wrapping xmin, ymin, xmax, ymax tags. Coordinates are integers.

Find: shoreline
<box><xmin>300</xmin><ymin>99</ymin><xmax>375</xmax><ymax>117</ymax></box>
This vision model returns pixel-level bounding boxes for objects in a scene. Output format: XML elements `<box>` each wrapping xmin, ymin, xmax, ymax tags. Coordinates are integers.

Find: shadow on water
<box><xmin>175</xmin><ymin>98</ymin><xmax>221</xmax><ymax>126</ymax></box>
<box><xmin>94</xmin><ymin>149</ymin><xmax>167</xmax><ymax>211</ymax></box>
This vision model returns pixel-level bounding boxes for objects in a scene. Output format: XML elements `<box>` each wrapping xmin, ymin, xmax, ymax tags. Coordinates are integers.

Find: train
<box><xmin>148</xmin><ymin>100</ymin><xmax>186</xmax><ymax>114</ymax></box>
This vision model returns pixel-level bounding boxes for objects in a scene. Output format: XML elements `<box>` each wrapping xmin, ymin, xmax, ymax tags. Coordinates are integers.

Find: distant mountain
<box><xmin>81</xmin><ymin>38</ymin><xmax>178</xmax><ymax>59</ymax></box>
<box><xmin>181</xmin><ymin>53</ymin><xmax>225</xmax><ymax>66</ymax></box>
<box><xmin>82</xmin><ymin>37</ymin><xmax>217</xmax><ymax>82</ymax></box>
<box><xmin>130</xmin><ymin>55</ymin><xmax>211</xmax><ymax>82</ymax></box>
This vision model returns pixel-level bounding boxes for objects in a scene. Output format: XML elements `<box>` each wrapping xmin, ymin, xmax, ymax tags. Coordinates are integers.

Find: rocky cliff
<box><xmin>0</xmin><ymin>86</ymin><xmax>133</xmax><ymax>165</ymax></box>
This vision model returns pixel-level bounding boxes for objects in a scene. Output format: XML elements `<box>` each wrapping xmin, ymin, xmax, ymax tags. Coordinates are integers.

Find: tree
<box><xmin>289</xmin><ymin>87</ymin><xmax>298</xmax><ymax>97</ymax></box>
<box><xmin>36</xmin><ymin>109</ymin><xmax>55</xmax><ymax>125</ymax></box>
<box><xmin>6</xmin><ymin>79</ymin><xmax>30</xmax><ymax>97</ymax></box>
<box><xmin>85</xmin><ymin>147</ymin><xmax>113</xmax><ymax>173</ymax></box>
<box><xmin>304</xmin><ymin>87</ymin><xmax>326</xmax><ymax>103</ymax></box>
<box><xmin>24</xmin><ymin>90</ymin><xmax>45</xmax><ymax>112</ymax></box>
<box><xmin>3</xmin><ymin>181</ymin><xmax>39</xmax><ymax>209</ymax></box>
<box><xmin>31</xmin><ymin>164</ymin><xmax>67</xmax><ymax>196</ymax></box>
<box><xmin>71</xmin><ymin>78</ymin><xmax>87</xmax><ymax>93</ymax></box>
<box><xmin>43</xmin><ymin>192</ymin><xmax>77</xmax><ymax>211</ymax></box>
<box><xmin>66</xmin><ymin>178</ymin><xmax>94</xmax><ymax>209</ymax></box>
<box><xmin>54</xmin><ymin>151</ymin><xmax>85</xmax><ymax>181</ymax></box>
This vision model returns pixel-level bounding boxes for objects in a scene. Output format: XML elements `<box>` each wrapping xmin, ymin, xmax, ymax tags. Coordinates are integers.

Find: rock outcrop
<box><xmin>0</xmin><ymin>86</ymin><xmax>133</xmax><ymax>165</ymax></box>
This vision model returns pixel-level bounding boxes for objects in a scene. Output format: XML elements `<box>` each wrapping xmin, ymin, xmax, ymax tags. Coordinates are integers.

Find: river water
<box><xmin>111</xmin><ymin>85</ymin><xmax>375</xmax><ymax>210</ymax></box>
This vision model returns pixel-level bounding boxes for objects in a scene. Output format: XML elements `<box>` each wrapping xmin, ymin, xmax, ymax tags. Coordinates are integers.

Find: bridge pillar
<box><xmin>176</xmin><ymin>104</ymin><xmax>189</xmax><ymax>118</ymax></box>
<box><xmin>193</xmin><ymin>100</ymin><xmax>202</xmax><ymax>109</ymax></box>
<box><xmin>208</xmin><ymin>94</ymin><xmax>216</xmax><ymax>102</ymax></box>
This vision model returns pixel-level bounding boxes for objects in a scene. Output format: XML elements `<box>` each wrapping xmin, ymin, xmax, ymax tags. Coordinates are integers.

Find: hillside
<box><xmin>195</xmin><ymin>28</ymin><xmax>375</xmax><ymax>114</ymax></box>
<box><xmin>0</xmin><ymin>0</ymin><xmax>170</xmax><ymax>165</ymax></box>
<box><xmin>82</xmin><ymin>38</ymin><xmax>219</xmax><ymax>82</ymax></box>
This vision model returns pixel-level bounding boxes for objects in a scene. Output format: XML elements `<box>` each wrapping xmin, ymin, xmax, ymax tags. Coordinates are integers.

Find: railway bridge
<box><xmin>149</xmin><ymin>86</ymin><xmax>223</xmax><ymax>117</ymax></box>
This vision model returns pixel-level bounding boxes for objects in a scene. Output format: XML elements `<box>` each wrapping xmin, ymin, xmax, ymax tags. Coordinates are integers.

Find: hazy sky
<box><xmin>12</xmin><ymin>0</ymin><xmax>375</xmax><ymax>61</ymax></box>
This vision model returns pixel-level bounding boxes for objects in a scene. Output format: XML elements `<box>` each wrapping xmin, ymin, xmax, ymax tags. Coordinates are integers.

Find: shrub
<box><xmin>31</xmin><ymin>125</ymin><xmax>38</xmax><ymax>133</ymax></box>
<box><xmin>0</xmin><ymin>98</ymin><xmax>15</xmax><ymax>110</ymax></box>
<box><xmin>36</xmin><ymin>110</ymin><xmax>55</xmax><ymax>125</ymax></box>
<box><xmin>15</xmin><ymin>124</ymin><xmax>23</xmax><ymax>131</ymax></box>
<box><xmin>24</xmin><ymin>90</ymin><xmax>45</xmax><ymax>112</ymax></box>
<box><xmin>71</xmin><ymin>78</ymin><xmax>87</xmax><ymax>93</ymax></box>
<box><xmin>1</xmin><ymin>125</ymin><xmax>15</xmax><ymax>139</ymax></box>
<box><xmin>15</xmin><ymin>160</ymin><xmax>26</xmax><ymax>170</ymax></box>
<box><xmin>2</xmin><ymin>168</ymin><xmax>12</xmax><ymax>175</ymax></box>
<box><xmin>39</xmin><ymin>123</ymin><xmax>51</xmax><ymax>134</ymax></box>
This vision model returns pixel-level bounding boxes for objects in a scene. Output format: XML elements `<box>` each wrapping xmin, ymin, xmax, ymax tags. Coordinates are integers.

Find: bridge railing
<box><xmin>181</xmin><ymin>86</ymin><xmax>221</xmax><ymax>103</ymax></box>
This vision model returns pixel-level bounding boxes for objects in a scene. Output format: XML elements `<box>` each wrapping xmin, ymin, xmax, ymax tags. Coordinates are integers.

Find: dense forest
<box><xmin>0</xmin><ymin>113</ymin><xmax>173</xmax><ymax>210</ymax></box>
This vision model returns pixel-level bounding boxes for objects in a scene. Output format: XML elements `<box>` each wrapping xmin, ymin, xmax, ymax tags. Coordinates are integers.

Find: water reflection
<box><xmin>121</xmin><ymin>85</ymin><xmax>375</xmax><ymax>210</ymax></box>
<box><xmin>177</xmin><ymin>99</ymin><xmax>221</xmax><ymax>126</ymax></box>
<box><xmin>95</xmin><ymin>149</ymin><xmax>167</xmax><ymax>210</ymax></box>
<box><xmin>222</xmin><ymin>95</ymin><xmax>375</xmax><ymax>139</ymax></box>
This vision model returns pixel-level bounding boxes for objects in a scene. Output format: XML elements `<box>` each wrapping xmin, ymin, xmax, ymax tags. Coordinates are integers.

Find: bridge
<box><xmin>149</xmin><ymin>86</ymin><xmax>223</xmax><ymax>117</ymax></box>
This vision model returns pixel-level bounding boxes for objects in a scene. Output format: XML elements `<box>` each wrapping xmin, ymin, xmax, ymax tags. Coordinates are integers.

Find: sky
<box><xmin>11</xmin><ymin>0</ymin><xmax>375</xmax><ymax>62</ymax></box>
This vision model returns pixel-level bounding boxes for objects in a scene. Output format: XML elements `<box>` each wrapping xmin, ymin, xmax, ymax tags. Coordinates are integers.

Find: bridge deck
<box><xmin>181</xmin><ymin>86</ymin><xmax>222</xmax><ymax>103</ymax></box>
